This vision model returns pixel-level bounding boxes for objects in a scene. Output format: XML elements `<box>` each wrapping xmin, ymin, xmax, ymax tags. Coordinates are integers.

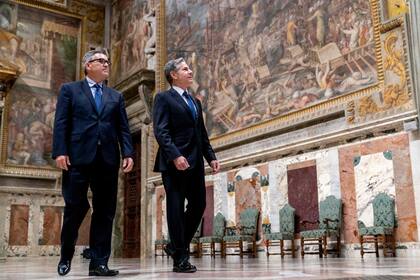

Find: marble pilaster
<box><xmin>409</xmin><ymin>132</ymin><xmax>420</xmax><ymax>241</ymax></box>
<box><xmin>339</xmin><ymin>132</ymin><xmax>418</xmax><ymax>244</ymax></box>
<box><xmin>212</xmin><ymin>172</ymin><xmax>228</xmax><ymax>222</ymax></box>
<box><xmin>140</xmin><ymin>124</ymin><xmax>150</xmax><ymax>259</ymax></box>
<box><xmin>268</xmin><ymin>159</ymin><xmax>288</xmax><ymax>232</ymax></box>
<box><xmin>354</xmin><ymin>152</ymin><xmax>396</xmax><ymax>227</ymax></box>
<box><xmin>0</xmin><ymin>194</ymin><xmax>7</xmax><ymax>260</ymax></box>
<box><xmin>316</xmin><ymin>149</ymin><xmax>341</xmax><ymax>201</ymax></box>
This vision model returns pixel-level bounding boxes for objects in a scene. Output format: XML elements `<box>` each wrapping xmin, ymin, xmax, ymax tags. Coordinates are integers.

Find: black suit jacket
<box><xmin>153</xmin><ymin>88</ymin><xmax>216</xmax><ymax>172</ymax></box>
<box><xmin>52</xmin><ymin>79</ymin><xmax>134</xmax><ymax>166</ymax></box>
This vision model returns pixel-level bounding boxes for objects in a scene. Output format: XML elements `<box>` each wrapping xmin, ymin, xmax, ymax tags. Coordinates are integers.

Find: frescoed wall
<box><xmin>0</xmin><ymin>0</ymin><xmax>81</xmax><ymax>167</ymax></box>
<box><xmin>166</xmin><ymin>0</ymin><xmax>377</xmax><ymax>137</ymax></box>
<box><xmin>110</xmin><ymin>0</ymin><xmax>156</xmax><ymax>85</ymax></box>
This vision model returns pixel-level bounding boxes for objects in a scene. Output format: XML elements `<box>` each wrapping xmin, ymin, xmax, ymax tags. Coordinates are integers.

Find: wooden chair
<box><xmin>359</xmin><ymin>192</ymin><xmax>397</xmax><ymax>258</ymax></box>
<box><xmin>264</xmin><ymin>203</ymin><xmax>296</xmax><ymax>257</ymax></box>
<box><xmin>300</xmin><ymin>195</ymin><xmax>342</xmax><ymax>258</ymax></box>
<box><xmin>198</xmin><ymin>213</ymin><xmax>226</xmax><ymax>257</ymax></box>
<box><xmin>154</xmin><ymin>236</ymin><xmax>170</xmax><ymax>257</ymax></box>
<box><xmin>221</xmin><ymin>208</ymin><xmax>260</xmax><ymax>258</ymax></box>
<box><xmin>190</xmin><ymin>219</ymin><xmax>203</xmax><ymax>257</ymax></box>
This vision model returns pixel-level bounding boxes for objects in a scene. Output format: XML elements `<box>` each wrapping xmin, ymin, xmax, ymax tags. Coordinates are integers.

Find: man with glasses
<box><xmin>52</xmin><ymin>49</ymin><xmax>134</xmax><ymax>277</ymax></box>
<box><xmin>153</xmin><ymin>58</ymin><xmax>220</xmax><ymax>273</ymax></box>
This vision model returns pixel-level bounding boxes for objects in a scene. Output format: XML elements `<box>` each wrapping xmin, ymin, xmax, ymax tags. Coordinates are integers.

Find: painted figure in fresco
<box><xmin>307</xmin><ymin>4</ymin><xmax>327</xmax><ymax>47</ymax></box>
<box><xmin>0</xmin><ymin>4</ymin><xmax>25</xmax><ymax>72</ymax></box>
<box><xmin>143</xmin><ymin>7</ymin><xmax>156</xmax><ymax>69</ymax></box>
<box><xmin>341</xmin><ymin>21</ymin><xmax>360</xmax><ymax>50</ymax></box>
<box><xmin>152</xmin><ymin>58</ymin><xmax>220</xmax><ymax>273</ymax></box>
<box><xmin>286</xmin><ymin>15</ymin><xmax>298</xmax><ymax>46</ymax></box>
<box><xmin>52</xmin><ymin>49</ymin><xmax>134</xmax><ymax>277</ymax></box>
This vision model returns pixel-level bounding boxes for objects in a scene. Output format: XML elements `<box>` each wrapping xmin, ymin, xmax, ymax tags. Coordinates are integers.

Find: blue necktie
<box><xmin>183</xmin><ymin>91</ymin><xmax>197</xmax><ymax>119</ymax></box>
<box><xmin>93</xmin><ymin>84</ymin><xmax>102</xmax><ymax>110</ymax></box>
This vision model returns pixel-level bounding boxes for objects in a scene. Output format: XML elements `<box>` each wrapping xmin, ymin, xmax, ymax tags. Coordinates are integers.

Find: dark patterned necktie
<box><xmin>183</xmin><ymin>91</ymin><xmax>197</xmax><ymax>119</ymax></box>
<box><xmin>93</xmin><ymin>84</ymin><xmax>102</xmax><ymax>110</ymax></box>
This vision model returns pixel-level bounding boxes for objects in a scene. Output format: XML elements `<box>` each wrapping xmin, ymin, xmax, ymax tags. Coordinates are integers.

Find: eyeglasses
<box><xmin>88</xmin><ymin>58</ymin><xmax>111</xmax><ymax>66</ymax></box>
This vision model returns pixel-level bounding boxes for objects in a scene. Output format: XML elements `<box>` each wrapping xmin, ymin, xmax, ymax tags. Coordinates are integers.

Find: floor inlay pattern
<box><xmin>1</xmin><ymin>255</ymin><xmax>420</xmax><ymax>279</ymax></box>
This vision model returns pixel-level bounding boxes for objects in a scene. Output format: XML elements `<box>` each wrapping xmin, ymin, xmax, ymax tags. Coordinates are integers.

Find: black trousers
<box><xmin>161</xmin><ymin>165</ymin><xmax>206</xmax><ymax>263</ymax></box>
<box><xmin>60</xmin><ymin>146</ymin><xmax>119</xmax><ymax>266</ymax></box>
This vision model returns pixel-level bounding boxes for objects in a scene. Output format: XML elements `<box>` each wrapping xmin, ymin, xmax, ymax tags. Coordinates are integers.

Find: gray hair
<box><xmin>81</xmin><ymin>49</ymin><xmax>108</xmax><ymax>75</ymax></box>
<box><xmin>164</xmin><ymin>57</ymin><xmax>185</xmax><ymax>85</ymax></box>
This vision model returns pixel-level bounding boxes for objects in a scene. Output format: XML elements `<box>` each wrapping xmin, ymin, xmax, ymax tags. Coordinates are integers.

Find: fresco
<box><xmin>166</xmin><ymin>0</ymin><xmax>378</xmax><ymax>137</ymax></box>
<box><xmin>0</xmin><ymin>1</ymin><xmax>81</xmax><ymax>167</ymax></box>
<box><xmin>110</xmin><ymin>0</ymin><xmax>156</xmax><ymax>84</ymax></box>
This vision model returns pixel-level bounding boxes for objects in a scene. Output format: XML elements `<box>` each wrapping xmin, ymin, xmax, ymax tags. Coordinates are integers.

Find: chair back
<box><xmin>239</xmin><ymin>207</ymin><xmax>259</xmax><ymax>236</ymax></box>
<box><xmin>319</xmin><ymin>195</ymin><xmax>342</xmax><ymax>230</ymax></box>
<box><xmin>212</xmin><ymin>212</ymin><xmax>226</xmax><ymax>237</ymax></box>
<box><xmin>373</xmin><ymin>193</ymin><xmax>396</xmax><ymax>228</ymax></box>
<box><xmin>279</xmin><ymin>203</ymin><xmax>295</xmax><ymax>234</ymax></box>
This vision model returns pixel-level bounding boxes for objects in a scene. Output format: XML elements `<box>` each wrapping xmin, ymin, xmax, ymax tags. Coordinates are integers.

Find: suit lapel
<box><xmin>81</xmin><ymin>79</ymin><xmax>98</xmax><ymax>114</ymax></box>
<box><xmin>169</xmin><ymin>88</ymin><xmax>195</xmax><ymax>121</ymax></box>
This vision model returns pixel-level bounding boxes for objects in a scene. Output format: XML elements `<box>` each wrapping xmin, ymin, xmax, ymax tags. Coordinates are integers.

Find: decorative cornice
<box><xmin>113</xmin><ymin>69</ymin><xmax>155</xmax><ymax>94</ymax></box>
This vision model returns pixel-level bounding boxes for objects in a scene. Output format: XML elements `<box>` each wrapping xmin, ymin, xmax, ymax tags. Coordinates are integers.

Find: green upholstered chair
<box><xmin>198</xmin><ymin>213</ymin><xmax>226</xmax><ymax>257</ymax></box>
<box><xmin>222</xmin><ymin>207</ymin><xmax>260</xmax><ymax>258</ymax></box>
<box><xmin>154</xmin><ymin>235</ymin><xmax>170</xmax><ymax>257</ymax></box>
<box><xmin>264</xmin><ymin>203</ymin><xmax>296</xmax><ymax>257</ymax></box>
<box><xmin>190</xmin><ymin>219</ymin><xmax>203</xmax><ymax>257</ymax></box>
<box><xmin>359</xmin><ymin>192</ymin><xmax>397</xmax><ymax>258</ymax></box>
<box><xmin>300</xmin><ymin>195</ymin><xmax>342</xmax><ymax>258</ymax></box>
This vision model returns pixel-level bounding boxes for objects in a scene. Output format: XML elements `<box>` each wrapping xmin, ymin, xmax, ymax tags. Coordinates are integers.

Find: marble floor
<box><xmin>1</xmin><ymin>255</ymin><xmax>420</xmax><ymax>280</ymax></box>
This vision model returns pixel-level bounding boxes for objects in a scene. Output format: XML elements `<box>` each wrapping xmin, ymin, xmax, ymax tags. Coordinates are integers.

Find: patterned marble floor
<box><xmin>1</xmin><ymin>255</ymin><xmax>420</xmax><ymax>280</ymax></box>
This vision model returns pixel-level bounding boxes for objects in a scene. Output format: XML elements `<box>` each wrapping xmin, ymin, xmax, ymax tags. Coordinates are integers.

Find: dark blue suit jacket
<box><xmin>153</xmin><ymin>88</ymin><xmax>216</xmax><ymax>172</ymax></box>
<box><xmin>52</xmin><ymin>79</ymin><xmax>134</xmax><ymax>166</ymax></box>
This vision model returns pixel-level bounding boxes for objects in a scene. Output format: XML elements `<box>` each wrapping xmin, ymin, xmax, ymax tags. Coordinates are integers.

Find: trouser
<box><xmin>60</xmin><ymin>146</ymin><xmax>119</xmax><ymax>267</ymax></box>
<box><xmin>161</xmin><ymin>165</ymin><xmax>206</xmax><ymax>263</ymax></box>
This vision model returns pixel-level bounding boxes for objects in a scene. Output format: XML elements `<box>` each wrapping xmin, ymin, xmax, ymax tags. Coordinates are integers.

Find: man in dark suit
<box><xmin>153</xmin><ymin>58</ymin><xmax>220</xmax><ymax>273</ymax></box>
<box><xmin>52</xmin><ymin>49</ymin><xmax>134</xmax><ymax>277</ymax></box>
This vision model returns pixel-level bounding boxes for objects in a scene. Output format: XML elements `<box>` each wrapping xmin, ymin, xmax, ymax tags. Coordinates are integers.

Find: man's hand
<box><xmin>173</xmin><ymin>156</ymin><xmax>190</xmax><ymax>171</ymax></box>
<box><xmin>56</xmin><ymin>155</ymin><xmax>71</xmax><ymax>171</ymax></box>
<box><xmin>210</xmin><ymin>160</ymin><xmax>220</xmax><ymax>174</ymax></box>
<box><xmin>122</xmin><ymin>157</ymin><xmax>134</xmax><ymax>173</ymax></box>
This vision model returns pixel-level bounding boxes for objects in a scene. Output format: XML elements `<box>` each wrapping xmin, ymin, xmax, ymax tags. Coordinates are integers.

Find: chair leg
<box><xmin>239</xmin><ymin>241</ymin><xmax>243</xmax><ymax>258</ymax></box>
<box><xmin>280</xmin><ymin>239</ymin><xmax>285</xmax><ymax>258</ymax></box>
<box><xmin>265</xmin><ymin>240</ymin><xmax>269</xmax><ymax>257</ymax></box>
<box><xmin>360</xmin><ymin>235</ymin><xmax>364</xmax><ymax>258</ymax></box>
<box><xmin>374</xmin><ymin>236</ymin><xmax>379</xmax><ymax>258</ymax></box>
<box><xmin>197</xmin><ymin>242</ymin><xmax>202</xmax><ymax>258</ymax></box>
<box><xmin>323</xmin><ymin>236</ymin><xmax>328</xmax><ymax>257</ymax></box>
<box><xmin>391</xmin><ymin>234</ymin><xmax>396</xmax><ymax>257</ymax></box>
<box><xmin>383</xmin><ymin>235</ymin><xmax>388</xmax><ymax>257</ymax></box>
<box><xmin>301</xmin><ymin>237</ymin><xmax>305</xmax><ymax>258</ymax></box>
<box><xmin>318</xmin><ymin>238</ymin><xmax>323</xmax><ymax>258</ymax></box>
<box><xmin>291</xmin><ymin>239</ymin><xmax>296</xmax><ymax>258</ymax></box>
<box><xmin>211</xmin><ymin>242</ymin><xmax>215</xmax><ymax>257</ymax></box>
<box><xmin>252</xmin><ymin>241</ymin><xmax>257</xmax><ymax>257</ymax></box>
<box><xmin>336</xmin><ymin>233</ymin><xmax>341</xmax><ymax>257</ymax></box>
<box><xmin>221</xmin><ymin>241</ymin><xmax>225</xmax><ymax>258</ymax></box>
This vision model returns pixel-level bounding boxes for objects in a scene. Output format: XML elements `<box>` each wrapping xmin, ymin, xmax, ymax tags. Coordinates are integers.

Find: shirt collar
<box><xmin>172</xmin><ymin>85</ymin><xmax>188</xmax><ymax>96</ymax></box>
<box><xmin>86</xmin><ymin>76</ymin><xmax>103</xmax><ymax>88</ymax></box>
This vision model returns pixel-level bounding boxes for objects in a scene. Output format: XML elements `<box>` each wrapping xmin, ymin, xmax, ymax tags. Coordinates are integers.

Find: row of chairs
<box><xmin>155</xmin><ymin>193</ymin><xmax>397</xmax><ymax>258</ymax></box>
